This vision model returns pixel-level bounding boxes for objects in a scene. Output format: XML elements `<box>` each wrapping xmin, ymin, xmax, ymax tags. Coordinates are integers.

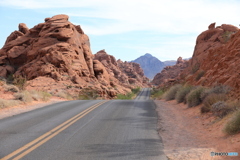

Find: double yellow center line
<box><xmin>1</xmin><ymin>100</ymin><xmax>108</xmax><ymax>160</ymax></box>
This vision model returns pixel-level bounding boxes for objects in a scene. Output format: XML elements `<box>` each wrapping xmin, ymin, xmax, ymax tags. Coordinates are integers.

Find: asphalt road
<box><xmin>0</xmin><ymin>88</ymin><xmax>167</xmax><ymax>160</ymax></box>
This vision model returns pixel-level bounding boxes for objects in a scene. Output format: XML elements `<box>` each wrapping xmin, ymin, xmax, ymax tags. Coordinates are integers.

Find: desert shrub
<box><xmin>30</xmin><ymin>90</ymin><xmax>52</xmax><ymax>101</ymax></box>
<box><xmin>78</xmin><ymin>88</ymin><xmax>101</xmax><ymax>100</ymax></box>
<box><xmin>78</xmin><ymin>94</ymin><xmax>91</xmax><ymax>100</ymax></box>
<box><xmin>195</xmin><ymin>70</ymin><xmax>205</xmax><ymax>81</ymax></box>
<box><xmin>151</xmin><ymin>88</ymin><xmax>165</xmax><ymax>99</ymax></box>
<box><xmin>175</xmin><ymin>85</ymin><xmax>193</xmax><ymax>103</ymax></box>
<box><xmin>6</xmin><ymin>74</ymin><xmax>14</xmax><ymax>83</ymax></box>
<box><xmin>201</xmin><ymin>93</ymin><xmax>227</xmax><ymax>113</ymax></box>
<box><xmin>187</xmin><ymin>86</ymin><xmax>205</xmax><ymax>108</ymax></box>
<box><xmin>0</xmin><ymin>99</ymin><xmax>19</xmax><ymax>108</ymax></box>
<box><xmin>0</xmin><ymin>78</ymin><xmax>6</xmax><ymax>86</ymax></box>
<box><xmin>223</xmin><ymin>110</ymin><xmax>240</xmax><ymax>135</ymax></box>
<box><xmin>116</xmin><ymin>92</ymin><xmax>135</xmax><ymax>100</ymax></box>
<box><xmin>56</xmin><ymin>92</ymin><xmax>73</xmax><ymax>100</ymax></box>
<box><xmin>131</xmin><ymin>87</ymin><xmax>141</xmax><ymax>94</ymax></box>
<box><xmin>211</xmin><ymin>101</ymin><xmax>233</xmax><ymax>118</ymax></box>
<box><xmin>164</xmin><ymin>84</ymin><xmax>182</xmax><ymax>101</ymax></box>
<box><xmin>78</xmin><ymin>88</ymin><xmax>99</xmax><ymax>100</ymax></box>
<box><xmin>0</xmin><ymin>99</ymin><xmax>20</xmax><ymax>109</ymax></box>
<box><xmin>13</xmin><ymin>76</ymin><xmax>27</xmax><ymax>90</ymax></box>
<box><xmin>14</xmin><ymin>91</ymin><xmax>33</xmax><ymax>103</ymax></box>
<box><xmin>201</xmin><ymin>85</ymin><xmax>230</xmax><ymax>101</ymax></box>
<box><xmin>222</xmin><ymin>31</ymin><xmax>234</xmax><ymax>43</ymax></box>
<box><xmin>3</xmin><ymin>84</ymin><xmax>19</xmax><ymax>92</ymax></box>
<box><xmin>191</xmin><ymin>63</ymin><xmax>200</xmax><ymax>74</ymax></box>
<box><xmin>30</xmin><ymin>90</ymin><xmax>42</xmax><ymax>101</ymax></box>
<box><xmin>40</xmin><ymin>91</ymin><xmax>52</xmax><ymax>101</ymax></box>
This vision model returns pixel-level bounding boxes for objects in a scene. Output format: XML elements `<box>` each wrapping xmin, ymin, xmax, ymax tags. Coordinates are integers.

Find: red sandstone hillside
<box><xmin>182</xmin><ymin>23</ymin><xmax>240</xmax><ymax>98</ymax></box>
<box><xmin>0</xmin><ymin>14</ymin><xmax>149</xmax><ymax>99</ymax></box>
<box><xmin>152</xmin><ymin>23</ymin><xmax>240</xmax><ymax>99</ymax></box>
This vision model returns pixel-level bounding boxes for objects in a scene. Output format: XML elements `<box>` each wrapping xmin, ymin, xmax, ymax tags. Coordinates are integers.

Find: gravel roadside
<box><xmin>155</xmin><ymin>100</ymin><xmax>240</xmax><ymax>160</ymax></box>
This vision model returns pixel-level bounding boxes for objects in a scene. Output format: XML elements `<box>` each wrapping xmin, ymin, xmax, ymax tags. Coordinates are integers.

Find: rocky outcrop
<box><xmin>189</xmin><ymin>23</ymin><xmax>238</xmax><ymax>70</ymax></box>
<box><xmin>151</xmin><ymin>57</ymin><xmax>188</xmax><ymax>86</ymax></box>
<box><xmin>181</xmin><ymin>23</ymin><xmax>240</xmax><ymax>98</ymax></box>
<box><xmin>0</xmin><ymin>15</ymin><xmax>149</xmax><ymax>98</ymax></box>
<box><xmin>132</xmin><ymin>53</ymin><xmax>165</xmax><ymax>79</ymax></box>
<box><xmin>94</xmin><ymin>50</ymin><xmax>149</xmax><ymax>88</ymax></box>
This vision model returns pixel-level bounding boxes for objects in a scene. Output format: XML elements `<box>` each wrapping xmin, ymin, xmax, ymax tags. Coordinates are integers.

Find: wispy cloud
<box><xmin>1</xmin><ymin>0</ymin><xmax>240</xmax><ymax>61</ymax></box>
<box><xmin>1</xmin><ymin>0</ymin><xmax>240</xmax><ymax>35</ymax></box>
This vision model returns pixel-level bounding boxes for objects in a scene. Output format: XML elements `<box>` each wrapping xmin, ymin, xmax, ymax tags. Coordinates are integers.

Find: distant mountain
<box><xmin>132</xmin><ymin>53</ymin><xmax>165</xmax><ymax>79</ymax></box>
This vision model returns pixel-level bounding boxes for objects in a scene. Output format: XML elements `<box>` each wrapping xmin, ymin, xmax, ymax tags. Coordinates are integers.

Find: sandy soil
<box><xmin>0</xmin><ymin>97</ymin><xmax>67</xmax><ymax>119</ymax></box>
<box><xmin>155</xmin><ymin>100</ymin><xmax>240</xmax><ymax>160</ymax></box>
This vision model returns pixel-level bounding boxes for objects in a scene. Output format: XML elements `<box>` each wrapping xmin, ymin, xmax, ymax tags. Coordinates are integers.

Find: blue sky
<box><xmin>0</xmin><ymin>0</ymin><xmax>240</xmax><ymax>61</ymax></box>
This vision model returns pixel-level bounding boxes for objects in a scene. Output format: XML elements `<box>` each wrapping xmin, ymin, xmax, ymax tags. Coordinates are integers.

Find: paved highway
<box><xmin>0</xmin><ymin>88</ymin><xmax>167</xmax><ymax>160</ymax></box>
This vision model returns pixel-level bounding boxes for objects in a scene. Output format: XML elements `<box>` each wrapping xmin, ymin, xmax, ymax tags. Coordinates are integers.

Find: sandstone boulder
<box><xmin>0</xmin><ymin>15</ymin><xmax>149</xmax><ymax>99</ymax></box>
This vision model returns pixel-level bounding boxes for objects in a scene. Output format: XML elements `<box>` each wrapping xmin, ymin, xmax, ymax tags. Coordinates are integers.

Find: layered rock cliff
<box><xmin>0</xmin><ymin>14</ymin><xmax>149</xmax><ymax>99</ymax></box>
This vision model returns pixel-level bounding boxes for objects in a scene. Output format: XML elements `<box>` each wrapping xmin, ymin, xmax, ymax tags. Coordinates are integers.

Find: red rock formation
<box><xmin>0</xmin><ymin>15</ymin><xmax>149</xmax><ymax>98</ymax></box>
<box><xmin>182</xmin><ymin>23</ymin><xmax>240</xmax><ymax>98</ymax></box>
<box><xmin>151</xmin><ymin>57</ymin><xmax>188</xmax><ymax>86</ymax></box>
<box><xmin>189</xmin><ymin>23</ymin><xmax>238</xmax><ymax>70</ymax></box>
<box><xmin>94</xmin><ymin>50</ymin><xmax>149</xmax><ymax>88</ymax></box>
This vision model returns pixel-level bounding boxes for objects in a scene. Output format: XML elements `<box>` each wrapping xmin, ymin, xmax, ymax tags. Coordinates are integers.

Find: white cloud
<box><xmin>1</xmin><ymin>0</ymin><xmax>240</xmax><ymax>61</ymax></box>
<box><xmin>1</xmin><ymin>0</ymin><xmax>240</xmax><ymax>35</ymax></box>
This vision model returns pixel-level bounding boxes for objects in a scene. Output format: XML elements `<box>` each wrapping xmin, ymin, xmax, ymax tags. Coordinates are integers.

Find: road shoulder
<box><xmin>155</xmin><ymin>100</ymin><xmax>240</xmax><ymax>160</ymax></box>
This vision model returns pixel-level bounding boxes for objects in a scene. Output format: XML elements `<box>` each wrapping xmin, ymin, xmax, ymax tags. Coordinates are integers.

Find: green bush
<box><xmin>115</xmin><ymin>87</ymin><xmax>141</xmax><ymax>100</ymax></box>
<box><xmin>187</xmin><ymin>86</ymin><xmax>205</xmax><ymax>108</ymax></box>
<box><xmin>211</xmin><ymin>101</ymin><xmax>232</xmax><ymax>118</ymax></box>
<box><xmin>164</xmin><ymin>84</ymin><xmax>182</xmax><ymax>101</ymax></box>
<box><xmin>14</xmin><ymin>91</ymin><xmax>33</xmax><ymax>103</ymax></box>
<box><xmin>116</xmin><ymin>92</ymin><xmax>134</xmax><ymax>100</ymax></box>
<box><xmin>175</xmin><ymin>85</ymin><xmax>193</xmax><ymax>103</ymax></box>
<box><xmin>0</xmin><ymin>99</ymin><xmax>20</xmax><ymax>109</ymax></box>
<box><xmin>151</xmin><ymin>88</ymin><xmax>165</xmax><ymax>99</ymax></box>
<box><xmin>131</xmin><ymin>87</ymin><xmax>141</xmax><ymax>94</ymax></box>
<box><xmin>223</xmin><ymin>110</ymin><xmax>240</xmax><ymax>135</ymax></box>
<box><xmin>201</xmin><ymin>93</ymin><xmax>227</xmax><ymax>113</ymax></box>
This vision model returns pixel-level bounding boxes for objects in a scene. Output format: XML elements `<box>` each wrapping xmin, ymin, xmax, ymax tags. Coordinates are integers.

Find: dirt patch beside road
<box><xmin>155</xmin><ymin>100</ymin><xmax>240</xmax><ymax>160</ymax></box>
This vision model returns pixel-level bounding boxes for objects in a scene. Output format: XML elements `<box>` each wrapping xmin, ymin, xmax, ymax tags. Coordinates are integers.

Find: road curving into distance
<box><xmin>0</xmin><ymin>88</ymin><xmax>167</xmax><ymax>160</ymax></box>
